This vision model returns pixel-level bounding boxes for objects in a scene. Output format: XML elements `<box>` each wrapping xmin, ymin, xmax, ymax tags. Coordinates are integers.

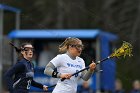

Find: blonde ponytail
<box><xmin>59</xmin><ymin>37</ymin><xmax>70</xmax><ymax>53</ymax></box>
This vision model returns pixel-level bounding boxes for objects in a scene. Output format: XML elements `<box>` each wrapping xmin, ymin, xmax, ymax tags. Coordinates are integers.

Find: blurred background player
<box><xmin>130</xmin><ymin>80</ymin><xmax>140</xmax><ymax>93</ymax></box>
<box><xmin>78</xmin><ymin>81</ymin><xmax>93</xmax><ymax>93</ymax></box>
<box><xmin>114</xmin><ymin>78</ymin><xmax>125</xmax><ymax>93</ymax></box>
<box><xmin>4</xmin><ymin>43</ymin><xmax>48</xmax><ymax>93</ymax></box>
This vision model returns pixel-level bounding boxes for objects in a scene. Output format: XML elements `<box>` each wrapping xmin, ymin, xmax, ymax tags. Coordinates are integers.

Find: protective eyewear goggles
<box><xmin>22</xmin><ymin>47</ymin><xmax>34</xmax><ymax>52</ymax></box>
<box><xmin>70</xmin><ymin>44</ymin><xmax>84</xmax><ymax>50</ymax></box>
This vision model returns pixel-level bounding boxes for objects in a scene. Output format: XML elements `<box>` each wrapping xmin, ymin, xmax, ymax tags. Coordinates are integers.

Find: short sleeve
<box><xmin>50</xmin><ymin>55</ymin><xmax>62</xmax><ymax>67</ymax></box>
<box><xmin>81</xmin><ymin>58</ymin><xmax>85</xmax><ymax>69</ymax></box>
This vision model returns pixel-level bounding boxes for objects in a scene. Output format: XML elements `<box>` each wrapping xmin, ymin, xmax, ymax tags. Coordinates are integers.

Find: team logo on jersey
<box><xmin>67</xmin><ymin>63</ymin><xmax>82</xmax><ymax>69</ymax></box>
<box><xmin>78</xmin><ymin>60</ymin><xmax>81</xmax><ymax>62</ymax></box>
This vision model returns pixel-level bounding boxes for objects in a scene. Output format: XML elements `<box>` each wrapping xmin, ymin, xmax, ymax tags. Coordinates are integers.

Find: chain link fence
<box><xmin>2</xmin><ymin>36</ymin><xmax>13</xmax><ymax>92</ymax></box>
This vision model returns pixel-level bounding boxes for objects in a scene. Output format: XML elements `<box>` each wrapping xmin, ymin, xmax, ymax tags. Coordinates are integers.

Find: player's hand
<box><xmin>89</xmin><ymin>61</ymin><xmax>96</xmax><ymax>72</ymax></box>
<box><xmin>60</xmin><ymin>73</ymin><xmax>72</xmax><ymax>79</ymax></box>
<box><xmin>43</xmin><ymin>85</ymin><xmax>48</xmax><ymax>91</ymax></box>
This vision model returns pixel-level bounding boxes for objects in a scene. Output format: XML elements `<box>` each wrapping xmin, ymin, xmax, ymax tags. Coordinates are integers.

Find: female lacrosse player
<box><xmin>44</xmin><ymin>37</ymin><xmax>96</xmax><ymax>93</ymax></box>
<box><xmin>4</xmin><ymin>43</ymin><xmax>48</xmax><ymax>93</ymax></box>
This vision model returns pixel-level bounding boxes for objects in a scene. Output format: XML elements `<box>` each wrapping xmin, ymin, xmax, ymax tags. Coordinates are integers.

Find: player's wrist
<box><xmin>43</xmin><ymin>85</ymin><xmax>48</xmax><ymax>91</ymax></box>
<box><xmin>89</xmin><ymin>69</ymin><xmax>94</xmax><ymax>73</ymax></box>
<box><xmin>57</xmin><ymin>73</ymin><xmax>61</xmax><ymax>78</ymax></box>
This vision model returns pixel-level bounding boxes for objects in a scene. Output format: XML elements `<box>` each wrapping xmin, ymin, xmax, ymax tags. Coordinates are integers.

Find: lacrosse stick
<box><xmin>47</xmin><ymin>41</ymin><xmax>133</xmax><ymax>88</ymax></box>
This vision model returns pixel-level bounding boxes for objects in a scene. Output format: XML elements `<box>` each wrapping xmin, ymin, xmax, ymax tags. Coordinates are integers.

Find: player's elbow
<box><xmin>44</xmin><ymin>68</ymin><xmax>49</xmax><ymax>75</ymax></box>
<box><xmin>44</xmin><ymin>69</ymin><xmax>47</xmax><ymax>75</ymax></box>
<box><xmin>44</xmin><ymin>66</ymin><xmax>54</xmax><ymax>77</ymax></box>
<box><xmin>82</xmin><ymin>78</ymin><xmax>89</xmax><ymax>81</ymax></box>
<box><xmin>81</xmin><ymin>75</ymin><xmax>90</xmax><ymax>81</ymax></box>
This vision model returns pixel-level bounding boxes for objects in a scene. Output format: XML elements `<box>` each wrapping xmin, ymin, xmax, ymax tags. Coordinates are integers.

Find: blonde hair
<box><xmin>59</xmin><ymin>37</ymin><xmax>81</xmax><ymax>53</ymax></box>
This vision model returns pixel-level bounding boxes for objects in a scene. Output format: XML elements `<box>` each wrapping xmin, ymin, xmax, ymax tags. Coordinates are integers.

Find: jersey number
<box><xmin>75</xmin><ymin>70</ymin><xmax>79</xmax><ymax>77</ymax></box>
<box><xmin>27</xmin><ymin>80</ymin><xmax>31</xmax><ymax>89</ymax></box>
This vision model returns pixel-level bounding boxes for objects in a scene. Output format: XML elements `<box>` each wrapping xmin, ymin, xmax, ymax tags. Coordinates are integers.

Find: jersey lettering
<box><xmin>67</xmin><ymin>63</ymin><xmax>82</xmax><ymax>69</ymax></box>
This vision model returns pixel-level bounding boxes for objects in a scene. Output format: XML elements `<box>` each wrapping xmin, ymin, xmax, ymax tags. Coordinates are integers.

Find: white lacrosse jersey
<box><xmin>50</xmin><ymin>54</ymin><xmax>85</xmax><ymax>93</ymax></box>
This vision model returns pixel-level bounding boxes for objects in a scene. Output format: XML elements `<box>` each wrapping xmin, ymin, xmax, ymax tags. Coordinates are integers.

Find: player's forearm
<box><xmin>81</xmin><ymin>69</ymin><xmax>94</xmax><ymax>81</ymax></box>
<box><xmin>31</xmin><ymin>79</ymin><xmax>43</xmax><ymax>89</ymax></box>
<box><xmin>44</xmin><ymin>62</ymin><xmax>61</xmax><ymax>78</ymax></box>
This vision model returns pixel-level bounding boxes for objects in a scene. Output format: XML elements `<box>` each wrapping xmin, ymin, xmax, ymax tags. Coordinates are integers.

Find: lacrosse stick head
<box><xmin>110</xmin><ymin>41</ymin><xmax>133</xmax><ymax>58</ymax></box>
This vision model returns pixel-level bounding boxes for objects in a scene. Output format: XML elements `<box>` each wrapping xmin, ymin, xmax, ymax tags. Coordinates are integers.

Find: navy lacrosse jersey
<box><xmin>4</xmin><ymin>58</ymin><xmax>43</xmax><ymax>93</ymax></box>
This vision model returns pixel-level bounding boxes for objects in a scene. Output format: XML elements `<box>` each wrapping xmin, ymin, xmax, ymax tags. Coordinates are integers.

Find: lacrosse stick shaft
<box><xmin>61</xmin><ymin>66</ymin><xmax>89</xmax><ymax>81</ymax></box>
<box><xmin>47</xmin><ymin>67</ymin><xmax>89</xmax><ymax>88</ymax></box>
<box><xmin>47</xmin><ymin>84</ymin><xmax>56</xmax><ymax>88</ymax></box>
<box><xmin>96</xmin><ymin>56</ymin><xmax>110</xmax><ymax>64</ymax></box>
<box><xmin>61</xmin><ymin>56</ymin><xmax>110</xmax><ymax>81</ymax></box>
<box><xmin>47</xmin><ymin>56</ymin><xmax>110</xmax><ymax>89</ymax></box>
<box><xmin>47</xmin><ymin>68</ymin><xmax>103</xmax><ymax>88</ymax></box>
<box><xmin>71</xmin><ymin>57</ymin><xmax>110</xmax><ymax>76</ymax></box>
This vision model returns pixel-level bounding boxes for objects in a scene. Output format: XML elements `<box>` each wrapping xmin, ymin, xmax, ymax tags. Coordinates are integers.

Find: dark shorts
<box><xmin>13</xmin><ymin>89</ymin><xmax>28</xmax><ymax>93</ymax></box>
